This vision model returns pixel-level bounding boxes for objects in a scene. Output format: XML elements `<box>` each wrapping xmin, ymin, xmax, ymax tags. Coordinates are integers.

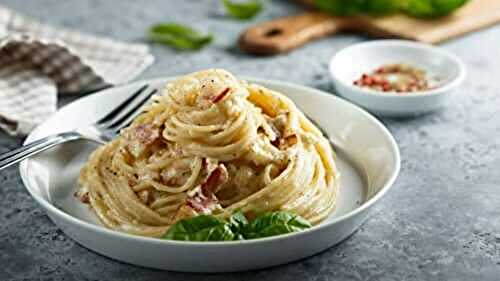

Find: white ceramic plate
<box><xmin>330</xmin><ymin>40</ymin><xmax>466</xmax><ymax>117</ymax></box>
<box><xmin>20</xmin><ymin>77</ymin><xmax>400</xmax><ymax>272</ymax></box>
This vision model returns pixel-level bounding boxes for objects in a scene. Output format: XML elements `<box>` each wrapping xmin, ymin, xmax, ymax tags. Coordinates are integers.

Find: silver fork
<box><xmin>0</xmin><ymin>84</ymin><xmax>157</xmax><ymax>170</ymax></box>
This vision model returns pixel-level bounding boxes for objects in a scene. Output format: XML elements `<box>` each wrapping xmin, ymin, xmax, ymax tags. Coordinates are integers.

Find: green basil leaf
<box><xmin>148</xmin><ymin>23</ymin><xmax>212</xmax><ymax>50</ymax></box>
<box><xmin>404</xmin><ymin>0</ymin><xmax>468</xmax><ymax>17</ymax></box>
<box><xmin>223</xmin><ymin>0</ymin><xmax>262</xmax><ymax>20</ymax></box>
<box><xmin>163</xmin><ymin>215</ymin><xmax>235</xmax><ymax>241</ymax></box>
<box><xmin>163</xmin><ymin>211</ymin><xmax>310</xmax><ymax>241</ymax></box>
<box><xmin>242</xmin><ymin>211</ymin><xmax>312</xmax><ymax>239</ymax></box>
<box><xmin>229</xmin><ymin>211</ymin><xmax>249</xmax><ymax>233</ymax></box>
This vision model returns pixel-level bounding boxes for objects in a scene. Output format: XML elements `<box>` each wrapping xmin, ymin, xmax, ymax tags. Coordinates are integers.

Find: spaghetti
<box><xmin>78</xmin><ymin>69</ymin><xmax>340</xmax><ymax>238</ymax></box>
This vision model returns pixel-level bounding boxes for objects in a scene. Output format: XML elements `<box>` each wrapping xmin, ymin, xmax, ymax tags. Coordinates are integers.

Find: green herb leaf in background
<box><xmin>242</xmin><ymin>211</ymin><xmax>312</xmax><ymax>239</ymax></box>
<box><xmin>148</xmin><ymin>23</ymin><xmax>213</xmax><ymax>50</ymax></box>
<box><xmin>163</xmin><ymin>215</ymin><xmax>235</xmax><ymax>241</ymax></box>
<box><xmin>314</xmin><ymin>0</ymin><xmax>365</xmax><ymax>16</ymax></box>
<box><xmin>223</xmin><ymin>0</ymin><xmax>262</xmax><ymax>20</ymax></box>
<box><xmin>364</xmin><ymin>0</ymin><xmax>401</xmax><ymax>14</ymax></box>
<box><xmin>313</xmin><ymin>0</ymin><xmax>468</xmax><ymax>18</ymax></box>
<box><xmin>403</xmin><ymin>0</ymin><xmax>468</xmax><ymax>17</ymax></box>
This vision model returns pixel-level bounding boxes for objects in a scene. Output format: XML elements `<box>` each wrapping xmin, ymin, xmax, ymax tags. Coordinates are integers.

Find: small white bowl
<box><xmin>329</xmin><ymin>40</ymin><xmax>466</xmax><ymax>117</ymax></box>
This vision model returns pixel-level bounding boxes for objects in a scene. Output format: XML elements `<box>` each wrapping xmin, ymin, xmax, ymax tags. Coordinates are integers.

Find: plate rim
<box><xmin>19</xmin><ymin>76</ymin><xmax>401</xmax><ymax>246</ymax></box>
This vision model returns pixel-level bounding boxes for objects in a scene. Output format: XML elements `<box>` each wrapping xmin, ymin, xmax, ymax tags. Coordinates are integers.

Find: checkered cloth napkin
<box><xmin>0</xmin><ymin>5</ymin><xmax>154</xmax><ymax>136</ymax></box>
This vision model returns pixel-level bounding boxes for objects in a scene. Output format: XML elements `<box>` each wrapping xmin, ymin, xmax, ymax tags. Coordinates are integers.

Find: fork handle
<box><xmin>0</xmin><ymin>132</ymin><xmax>81</xmax><ymax>170</ymax></box>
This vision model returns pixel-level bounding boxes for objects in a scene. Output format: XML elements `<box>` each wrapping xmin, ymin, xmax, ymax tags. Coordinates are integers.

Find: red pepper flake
<box><xmin>211</xmin><ymin>87</ymin><xmax>231</xmax><ymax>103</ymax></box>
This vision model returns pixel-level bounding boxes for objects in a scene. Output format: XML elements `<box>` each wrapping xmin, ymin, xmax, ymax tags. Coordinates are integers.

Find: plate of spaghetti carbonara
<box><xmin>19</xmin><ymin>69</ymin><xmax>400</xmax><ymax>272</ymax></box>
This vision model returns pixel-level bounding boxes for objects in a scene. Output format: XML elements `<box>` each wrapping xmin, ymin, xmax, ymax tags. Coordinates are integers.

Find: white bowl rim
<box><xmin>329</xmin><ymin>39</ymin><xmax>467</xmax><ymax>98</ymax></box>
<box><xmin>19</xmin><ymin>76</ymin><xmax>401</xmax><ymax>247</ymax></box>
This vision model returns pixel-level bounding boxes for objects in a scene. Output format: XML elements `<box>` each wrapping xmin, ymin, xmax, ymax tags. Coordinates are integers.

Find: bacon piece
<box><xmin>269</xmin><ymin>124</ymin><xmax>282</xmax><ymax>148</ymax></box>
<box><xmin>268</xmin><ymin>112</ymin><xmax>291</xmax><ymax>148</ymax></box>
<box><xmin>271</xmin><ymin>138</ymin><xmax>281</xmax><ymax>148</ymax></box>
<box><xmin>77</xmin><ymin>192</ymin><xmax>90</xmax><ymax>204</ymax></box>
<box><xmin>271</xmin><ymin>133</ymin><xmax>298</xmax><ymax>150</ymax></box>
<box><xmin>284</xmin><ymin>134</ymin><xmax>298</xmax><ymax>147</ymax></box>
<box><xmin>201</xmin><ymin>164</ymin><xmax>228</xmax><ymax>195</ymax></box>
<box><xmin>211</xmin><ymin>87</ymin><xmax>231</xmax><ymax>103</ymax></box>
<box><xmin>74</xmin><ymin>188</ymin><xmax>90</xmax><ymax>204</ymax></box>
<box><xmin>186</xmin><ymin>196</ymin><xmax>215</xmax><ymax>213</ymax></box>
<box><xmin>125</xmin><ymin>124</ymin><xmax>161</xmax><ymax>157</ymax></box>
<box><xmin>185</xmin><ymin>164</ymin><xmax>228</xmax><ymax>214</ymax></box>
<box><xmin>133</xmin><ymin>124</ymin><xmax>160</xmax><ymax>146</ymax></box>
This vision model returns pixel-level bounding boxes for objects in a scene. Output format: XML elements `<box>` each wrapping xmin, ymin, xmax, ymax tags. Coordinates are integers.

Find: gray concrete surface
<box><xmin>1</xmin><ymin>0</ymin><xmax>499</xmax><ymax>280</ymax></box>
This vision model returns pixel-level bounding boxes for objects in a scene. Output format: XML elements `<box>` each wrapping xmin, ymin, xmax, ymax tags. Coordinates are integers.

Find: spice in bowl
<box><xmin>353</xmin><ymin>63</ymin><xmax>435</xmax><ymax>93</ymax></box>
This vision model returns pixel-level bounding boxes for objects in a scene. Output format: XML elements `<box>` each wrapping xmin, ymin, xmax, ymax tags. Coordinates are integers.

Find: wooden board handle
<box><xmin>239</xmin><ymin>12</ymin><xmax>350</xmax><ymax>55</ymax></box>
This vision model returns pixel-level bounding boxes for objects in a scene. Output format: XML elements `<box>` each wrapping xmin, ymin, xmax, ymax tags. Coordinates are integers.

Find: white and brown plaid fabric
<box><xmin>0</xmin><ymin>5</ymin><xmax>154</xmax><ymax>135</ymax></box>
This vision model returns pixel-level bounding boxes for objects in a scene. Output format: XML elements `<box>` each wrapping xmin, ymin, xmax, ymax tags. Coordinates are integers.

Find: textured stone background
<box><xmin>1</xmin><ymin>0</ymin><xmax>499</xmax><ymax>280</ymax></box>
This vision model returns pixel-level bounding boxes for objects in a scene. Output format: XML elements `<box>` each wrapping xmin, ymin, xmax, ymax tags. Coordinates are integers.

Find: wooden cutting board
<box><xmin>239</xmin><ymin>0</ymin><xmax>500</xmax><ymax>55</ymax></box>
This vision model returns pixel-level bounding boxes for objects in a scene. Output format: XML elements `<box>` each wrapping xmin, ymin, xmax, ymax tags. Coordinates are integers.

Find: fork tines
<box><xmin>97</xmin><ymin>84</ymin><xmax>157</xmax><ymax>133</ymax></box>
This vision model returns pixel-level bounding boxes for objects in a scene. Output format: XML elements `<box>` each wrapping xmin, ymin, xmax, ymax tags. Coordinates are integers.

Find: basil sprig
<box><xmin>314</xmin><ymin>0</ymin><xmax>468</xmax><ymax>18</ymax></box>
<box><xmin>163</xmin><ymin>211</ymin><xmax>311</xmax><ymax>241</ymax></box>
<box><xmin>223</xmin><ymin>0</ymin><xmax>262</xmax><ymax>20</ymax></box>
<box><xmin>148</xmin><ymin>23</ymin><xmax>213</xmax><ymax>50</ymax></box>
<box><xmin>163</xmin><ymin>215</ymin><xmax>235</xmax><ymax>241</ymax></box>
